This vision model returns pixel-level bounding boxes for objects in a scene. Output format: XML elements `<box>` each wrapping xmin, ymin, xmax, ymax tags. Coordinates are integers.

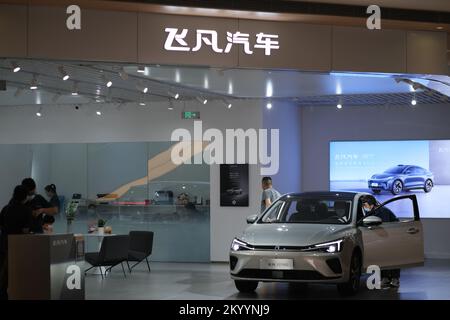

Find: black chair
<box><xmin>85</xmin><ymin>235</ymin><xmax>129</xmax><ymax>279</ymax></box>
<box><xmin>127</xmin><ymin>231</ymin><xmax>154</xmax><ymax>273</ymax></box>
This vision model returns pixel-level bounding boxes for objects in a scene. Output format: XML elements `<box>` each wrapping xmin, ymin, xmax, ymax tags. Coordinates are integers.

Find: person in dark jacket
<box><xmin>360</xmin><ymin>195</ymin><xmax>400</xmax><ymax>289</ymax></box>
<box><xmin>21</xmin><ymin>178</ymin><xmax>59</xmax><ymax>233</ymax></box>
<box><xmin>43</xmin><ymin>184</ymin><xmax>61</xmax><ymax>232</ymax></box>
<box><xmin>0</xmin><ymin>185</ymin><xmax>32</xmax><ymax>300</ymax></box>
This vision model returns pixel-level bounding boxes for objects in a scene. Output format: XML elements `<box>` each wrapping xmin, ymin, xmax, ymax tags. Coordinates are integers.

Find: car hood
<box><xmin>371</xmin><ymin>173</ymin><xmax>396</xmax><ymax>179</ymax></box>
<box><xmin>239</xmin><ymin>223</ymin><xmax>353</xmax><ymax>247</ymax></box>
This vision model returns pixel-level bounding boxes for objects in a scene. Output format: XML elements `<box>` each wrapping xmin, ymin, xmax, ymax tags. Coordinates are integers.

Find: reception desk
<box><xmin>8</xmin><ymin>234</ymin><xmax>85</xmax><ymax>300</ymax></box>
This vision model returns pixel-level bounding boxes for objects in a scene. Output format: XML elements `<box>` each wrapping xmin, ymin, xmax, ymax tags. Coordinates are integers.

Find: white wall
<box><xmin>0</xmin><ymin>100</ymin><xmax>269</xmax><ymax>261</ymax></box>
<box><xmin>0</xmin><ymin>145</ymin><xmax>32</xmax><ymax>206</ymax></box>
<box><xmin>300</xmin><ymin>103</ymin><xmax>450</xmax><ymax>259</ymax></box>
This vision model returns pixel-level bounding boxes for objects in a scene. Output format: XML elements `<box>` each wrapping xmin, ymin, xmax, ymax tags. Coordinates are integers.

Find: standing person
<box><xmin>260</xmin><ymin>177</ymin><xmax>281</xmax><ymax>214</ymax></box>
<box><xmin>21</xmin><ymin>178</ymin><xmax>58</xmax><ymax>234</ymax></box>
<box><xmin>360</xmin><ymin>195</ymin><xmax>400</xmax><ymax>289</ymax></box>
<box><xmin>0</xmin><ymin>185</ymin><xmax>33</xmax><ymax>300</ymax></box>
<box><xmin>42</xmin><ymin>184</ymin><xmax>61</xmax><ymax>233</ymax></box>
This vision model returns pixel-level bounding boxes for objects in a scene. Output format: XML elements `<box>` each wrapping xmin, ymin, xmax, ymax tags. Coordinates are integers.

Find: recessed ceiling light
<box><xmin>411</xmin><ymin>99</ymin><xmax>417</xmax><ymax>106</ymax></box>
<box><xmin>139</xmin><ymin>102</ymin><xmax>146</xmax><ymax>106</ymax></box>
<box><xmin>436</xmin><ymin>26</ymin><xmax>444</xmax><ymax>30</ymax></box>
<box><xmin>36</xmin><ymin>112</ymin><xmax>42</xmax><ymax>117</ymax></box>
<box><xmin>266</xmin><ymin>102</ymin><xmax>272</xmax><ymax>110</ymax></box>
<box><xmin>227</xmin><ymin>103</ymin><xmax>232</xmax><ymax>109</ymax></box>
<box><xmin>96</xmin><ymin>111</ymin><xmax>102</xmax><ymax>116</ymax></box>
<box><xmin>106</xmin><ymin>80</ymin><xmax>112</xmax><ymax>88</ymax></box>
<box><xmin>337</xmin><ymin>103</ymin><xmax>343</xmax><ymax>109</ymax></box>
<box><xmin>143</xmin><ymin>87</ymin><xmax>148</xmax><ymax>93</ymax></box>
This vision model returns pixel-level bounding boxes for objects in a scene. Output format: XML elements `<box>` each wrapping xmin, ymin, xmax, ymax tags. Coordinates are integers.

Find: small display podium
<box><xmin>8</xmin><ymin>233</ymin><xmax>85</xmax><ymax>300</ymax></box>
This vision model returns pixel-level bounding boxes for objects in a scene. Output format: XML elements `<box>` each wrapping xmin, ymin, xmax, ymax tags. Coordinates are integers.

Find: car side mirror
<box><xmin>246</xmin><ymin>214</ymin><xmax>258</xmax><ymax>224</ymax></box>
<box><xmin>362</xmin><ymin>215</ymin><xmax>382</xmax><ymax>227</ymax></box>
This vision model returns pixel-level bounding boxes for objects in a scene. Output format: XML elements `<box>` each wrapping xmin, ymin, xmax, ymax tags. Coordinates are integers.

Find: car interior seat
<box><xmin>334</xmin><ymin>201</ymin><xmax>350</xmax><ymax>222</ymax></box>
<box><xmin>289</xmin><ymin>200</ymin><xmax>315</xmax><ymax>222</ymax></box>
<box><xmin>316</xmin><ymin>202</ymin><xmax>330</xmax><ymax>220</ymax></box>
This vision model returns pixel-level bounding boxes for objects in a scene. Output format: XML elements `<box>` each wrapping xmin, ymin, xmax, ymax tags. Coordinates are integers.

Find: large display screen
<box><xmin>330</xmin><ymin>140</ymin><xmax>450</xmax><ymax>218</ymax></box>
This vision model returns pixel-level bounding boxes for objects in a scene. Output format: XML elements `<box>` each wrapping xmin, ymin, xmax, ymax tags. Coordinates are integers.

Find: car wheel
<box><xmin>234</xmin><ymin>280</ymin><xmax>258</xmax><ymax>293</ymax></box>
<box><xmin>391</xmin><ymin>180</ymin><xmax>403</xmax><ymax>195</ymax></box>
<box><xmin>424</xmin><ymin>179</ymin><xmax>433</xmax><ymax>193</ymax></box>
<box><xmin>337</xmin><ymin>251</ymin><xmax>361</xmax><ymax>296</ymax></box>
<box><xmin>371</xmin><ymin>189</ymin><xmax>381</xmax><ymax>194</ymax></box>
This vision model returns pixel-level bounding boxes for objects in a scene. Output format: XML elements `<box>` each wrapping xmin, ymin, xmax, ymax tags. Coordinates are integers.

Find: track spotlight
<box><xmin>168</xmin><ymin>100</ymin><xmax>174</xmax><ymax>110</ymax></box>
<box><xmin>221</xmin><ymin>99</ymin><xmax>232</xmax><ymax>109</ymax></box>
<box><xmin>143</xmin><ymin>87</ymin><xmax>148</xmax><ymax>94</ymax></box>
<box><xmin>196</xmin><ymin>96</ymin><xmax>207</xmax><ymax>105</ymax></box>
<box><xmin>119</xmin><ymin>68</ymin><xmax>129</xmax><ymax>80</ymax></box>
<box><xmin>58</xmin><ymin>66</ymin><xmax>69</xmax><ymax>81</ymax></box>
<box><xmin>137</xmin><ymin>66</ymin><xmax>145</xmax><ymax>73</ymax></box>
<box><xmin>71</xmin><ymin>82</ymin><xmax>79</xmax><ymax>96</ymax></box>
<box><xmin>168</xmin><ymin>90</ymin><xmax>179</xmax><ymax>99</ymax></box>
<box><xmin>11</xmin><ymin>62</ymin><xmax>21</xmax><ymax>73</ymax></box>
<box><xmin>102</xmin><ymin>75</ymin><xmax>112</xmax><ymax>88</ymax></box>
<box><xmin>36</xmin><ymin>107</ymin><xmax>42</xmax><ymax>117</ymax></box>
<box><xmin>29</xmin><ymin>75</ymin><xmax>38</xmax><ymax>90</ymax></box>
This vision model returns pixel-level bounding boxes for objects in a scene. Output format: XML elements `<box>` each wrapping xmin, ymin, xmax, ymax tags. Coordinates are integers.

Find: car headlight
<box><xmin>311</xmin><ymin>239</ymin><xmax>344</xmax><ymax>253</ymax></box>
<box><xmin>231</xmin><ymin>238</ymin><xmax>252</xmax><ymax>251</ymax></box>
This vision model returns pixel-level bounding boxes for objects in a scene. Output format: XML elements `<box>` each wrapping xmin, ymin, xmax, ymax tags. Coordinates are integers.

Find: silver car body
<box><xmin>230</xmin><ymin>191</ymin><xmax>424</xmax><ymax>284</ymax></box>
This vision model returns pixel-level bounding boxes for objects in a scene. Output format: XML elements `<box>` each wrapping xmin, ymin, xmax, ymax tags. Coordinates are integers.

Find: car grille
<box><xmin>236</xmin><ymin>269</ymin><xmax>340</xmax><ymax>280</ymax></box>
<box><xmin>245</xmin><ymin>244</ymin><xmax>315</xmax><ymax>251</ymax></box>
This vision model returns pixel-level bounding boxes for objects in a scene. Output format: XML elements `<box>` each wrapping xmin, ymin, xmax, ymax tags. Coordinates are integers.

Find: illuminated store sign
<box><xmin>164</xmin><ymin>28</ymin><xmax>280</xmax><ymax>56</ymax></box>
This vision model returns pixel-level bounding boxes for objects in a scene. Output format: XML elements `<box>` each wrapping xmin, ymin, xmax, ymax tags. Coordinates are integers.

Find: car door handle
<box><xmin>407</xmin><ymin>228</ymin><xmax>419</xmax><ymax>234</ymax></box>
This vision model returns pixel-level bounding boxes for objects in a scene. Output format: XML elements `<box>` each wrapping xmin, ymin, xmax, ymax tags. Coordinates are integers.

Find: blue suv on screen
<box><xmin>368</xmin><ymin>165</ymin><xmax>434</xmax><ymax>195</ymax></box>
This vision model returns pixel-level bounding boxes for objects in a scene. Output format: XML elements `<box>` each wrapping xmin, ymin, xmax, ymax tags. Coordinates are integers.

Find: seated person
<box><xmin>334</xmin><ymin>201</ymin><xmax>350</xmax><ymax>223</ymax></box>
<box><xmin>360</xmin><ymin>195</ymin><xmax>400</xmax><ymax>289</ymax></box>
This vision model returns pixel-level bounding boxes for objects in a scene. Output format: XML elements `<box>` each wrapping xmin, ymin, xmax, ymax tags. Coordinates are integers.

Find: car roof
<box><xmin>282</xmin><ymin>191</ymin><xmax>359</xmax><ymax>201</ymax></box>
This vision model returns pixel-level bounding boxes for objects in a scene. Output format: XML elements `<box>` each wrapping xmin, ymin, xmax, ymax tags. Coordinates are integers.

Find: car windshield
<box><xmin>384</xmin><ymin>166</ymin><xmax>405</xmax><ymax>174</ymax></box>
<box><xmin>259</xmin><ymin>196</ymin><xmax>352</xmax><ymax>225</ymax></box>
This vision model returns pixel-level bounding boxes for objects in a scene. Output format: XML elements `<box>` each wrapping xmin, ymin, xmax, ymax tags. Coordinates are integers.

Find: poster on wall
<box><xmin>329</xmin><ymin>140</ymin><xmax>450</xmax><ymax>218</ymax></box>
<box><xmin>220</xmin><ymin>164</ymin><xmax>249</xmax><ymax>207</ymax></box>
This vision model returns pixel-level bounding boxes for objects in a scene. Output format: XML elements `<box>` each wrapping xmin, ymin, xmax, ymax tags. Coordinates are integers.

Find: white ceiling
<box><xmin>0</xmin><ymin>58</ymin><xmax>448</xmax><ymax>107</ymax></box>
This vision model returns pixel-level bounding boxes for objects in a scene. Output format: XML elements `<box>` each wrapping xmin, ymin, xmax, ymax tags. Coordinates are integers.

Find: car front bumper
<box><xmin>368</xmin><ymin>179</ymin><xmax>391</xmax><ymax>191</ymax></box>
<box><xmin>230</xmin><ymin>247</ymin><xmax>352</xmax><ymax>283</ymax></box>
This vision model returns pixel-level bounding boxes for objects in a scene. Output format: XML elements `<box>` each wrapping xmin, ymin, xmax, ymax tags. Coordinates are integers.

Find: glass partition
<box><xmin>1</xmin><ymin>141</ymin><xmax>210</xmax><ymax>262</ymax></box>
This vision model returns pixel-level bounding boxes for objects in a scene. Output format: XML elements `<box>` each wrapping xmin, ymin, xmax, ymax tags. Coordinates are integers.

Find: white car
<box><xmin>230</xmin><ymin>191</ymin><xmax>424</xmax><ymax>295</ymax></box>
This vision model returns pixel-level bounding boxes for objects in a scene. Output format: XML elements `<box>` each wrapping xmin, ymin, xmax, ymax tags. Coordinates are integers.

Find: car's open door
<box><xmin>360</xmin><ymin>194</ymin><xmax>424</xmax><ymax>270</ymax></box>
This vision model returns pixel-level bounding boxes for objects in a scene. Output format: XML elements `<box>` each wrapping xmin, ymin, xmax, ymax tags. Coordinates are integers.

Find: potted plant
<box><xmin>65</xmin><ymin>201</ymin><xmax>78</xmax><ymax>233</ymax></box>
<box><xmin>97</xmin><ymin>219</ymin><xmax>107</xmax><ymax>235</ymax></box>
